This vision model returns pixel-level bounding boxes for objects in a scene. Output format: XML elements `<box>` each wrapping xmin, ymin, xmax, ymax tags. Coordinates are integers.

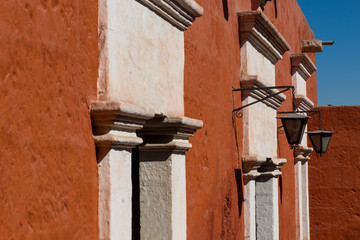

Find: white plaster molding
<box><xmin>240</xmin><ymin>75</ymin><xmax>286</xmax><ymax>110</ymax></box>
<box><xmin>91</xmin><ymin>101</ymin><xmax>155</xmax><ymax>149</ymax></box>
<box><xmin>244</xmin><ymin>180</ymin><xmax>256</xmax><ymax>240</ymax></box>
<box><xmin>302</xmin><ymin>39</ymin><xmax>323</xmax><ymax>53</ymax></box>
<box><xmin>291</xmin><ymin>53</ymin><xmax>317</xmax><ymax>81</ymax></box>
<box><xmin>138</xmin><ymin>116</ymin><xmax>203</xmax><ymax>153</ymax></box>
<box><xmin>242</xmin><ymin>155</ymin><xmax>267</xmax><ymax>175</ymax></box>
<box><xmin>136</xmin><ymin>0</ymin><xmax>203</xmax><ymax>30</ymax></box>
<box><xmin>238</xmin><ymin>11</ymin><xmax>290</xmax><ymax>64</ymax></box>
<box><xmin>295</xmin><ymin>95</ymin><xmax>314</xmax><ymax>112</ymax></box>
<box><xmin>257</xmin><ymin>158</ymin><xmax>287</xmax><ymax>177</ymax></box>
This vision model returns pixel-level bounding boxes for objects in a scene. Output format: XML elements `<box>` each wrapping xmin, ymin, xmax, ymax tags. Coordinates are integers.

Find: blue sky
<box><xmin>297</xmin><ymin>0</ymin><xmax>360</xmax><ymax>106</ymax></box>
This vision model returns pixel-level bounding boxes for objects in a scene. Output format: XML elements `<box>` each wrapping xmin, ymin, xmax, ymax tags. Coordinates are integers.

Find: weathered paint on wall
<box><xmin>308</xmin><ymin>106</ymin><xmax>360</xmax><ymax>240</ymax></box>
<box><xmin>0</xmin><ymin>1</ymin><xmax>99</xmax><ymax>239</ymax></box>
<box><xmin>184</xmin><ymin>0</ymin><xmax>317</xmax><ymax>239</ymax></box>
<box><xmin>184</xmin><ymin>0</ymin><xmax>247</xmax><ymax>238</ymax></box>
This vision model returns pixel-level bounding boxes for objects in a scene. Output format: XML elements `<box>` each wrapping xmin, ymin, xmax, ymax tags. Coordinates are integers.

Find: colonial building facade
<box><xmin>0</xmin><ymin>0</ymin><xmax>329</xmax><ymax>239</ymax></box>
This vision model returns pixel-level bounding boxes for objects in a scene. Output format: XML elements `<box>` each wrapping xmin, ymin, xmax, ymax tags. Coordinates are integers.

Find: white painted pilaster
<box><xmin>137</xmin><ymin>116</ymin><xmax>202</xmax><ymax>240</ymax></box>
<box><xmin>294</xmin><ymin>147</ymin><xmax>312</xmax><ymax>240</ymax></box>
<box><xmin>256</xmin><ymin>176</ymin><xmax>279</xmax><ymax>240</ymax></box>
<box><xmin>237</xmin><ymin>10</ymin><xmax>289</xmax><ymax>240</ymax></box>
<box><xmin>91</xmin><ymin>101</ymin><xmax>154</xmax><ymax>240</ymax></box>
<box><xmin>291</xmin><ymin>53</ymin><xmax>316</xmax><ymax>240</ymax></box>
<box><xmin>301</xmin><ymin>159</ymin><xmax>310</xmax><ymax>240</ymax></box>
<box><xmin>244</xmin><ymin>176</ymin><xmax>257</xmax><ymax>240</ymax></box>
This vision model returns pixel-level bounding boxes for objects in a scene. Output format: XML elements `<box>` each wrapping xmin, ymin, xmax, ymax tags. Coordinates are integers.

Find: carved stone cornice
<box><xmin>137</xmin><ymin>116</ymin><xmax>203</xmax><ymax>154</ymax></box>
<box><xmin>242</xmin><ymin>155</ymin><xmax>287</xmax><ymax>179</ymax></box>
<box><xmin>240</xmin><ymin>75</ymin><xmax>286</xmax><ymax>110</ymax></box>
<box><xmin>291</xmin><ymin>53</ymin><xmax>317</xmax><ymax>80</ymax></box>
<box><xmin>295</xmin><ymin>95</ymin><xmax>314</xmax><ymax>112</ymax></box>
<box><xmin>137</xmin><ymin>0</ymin><xmax>203</xmax><ymax>31</ymax></box>
<box><xmin>90</xmin><ymin>101</ymin><xmax>154</xmax><ymax>149</ymax></box>
<box><xmin>238</xmin><ymin>11</ymin><xmax>290</xmax><ymax>64</ymax></box>
<box><xmin>257</xmin><ymin>158</ymin><xmax>287</xmax><ymax>177</ymax></box>
<box><xmin>242</xmin><ymin>155</ymin><xmax>268</xmax><ymax>174</ymax></box>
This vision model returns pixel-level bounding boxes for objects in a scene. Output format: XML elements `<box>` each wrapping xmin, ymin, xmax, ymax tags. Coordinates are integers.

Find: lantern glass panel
<box><xmin>278</xmin><ymin>113</ymin><xmax>309</xmax><ymax>145</ymax></box>
<box><xmin>308</xmin><ymin>133</ymin><xmax>321</xmax><ymax>153</ymax></box>
<box><xmin>283</xmin><ymin>119</ymin><xmax>302</xmax><ymax>144</ymax></box>
<box><xmin>321</xmin><ymin>134</ymin><xmax>332</xmax><ymax>153</ymax></box>
<box><xmin>307</xmin><ymin>130</ymin><xmax>335</xmax><ymax>154</ymax></box>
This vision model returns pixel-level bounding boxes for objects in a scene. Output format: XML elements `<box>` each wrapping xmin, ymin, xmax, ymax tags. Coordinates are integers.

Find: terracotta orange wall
<box><xmin>308</xmin><ymin>106</ymin><xmax>360</xmax><ymax>239</ymax></box>
<box><xmin>0</xmin><ymin>1</ymin><xmax>99</xmax><ymax>239</ymax></box>
<box><xmin>184</xmin><ymin>0</ymin><xmax>317</xmax><ymax>239</ymax></box>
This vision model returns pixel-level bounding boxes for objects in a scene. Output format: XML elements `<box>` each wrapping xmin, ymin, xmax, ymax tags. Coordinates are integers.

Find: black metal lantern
<box><xmin>307</xmin><ymin>130</ymin><xmax>335</xmax><ymax>156</ymax></box>
<box><xmin>277</xmin><ymin>113</ymin><xmax>310</xmax><ymax>146</ymax></box>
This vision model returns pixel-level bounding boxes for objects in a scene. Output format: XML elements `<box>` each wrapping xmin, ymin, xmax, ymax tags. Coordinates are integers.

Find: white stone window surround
<box><xmin>96</xmin><ymin>0</ymin><xmax>203</xmax><ymax>239</ymax></box>
<box><xmin>290</xmin><ymin>53</ymin><xmax>316</xmax><ymax>240</ymax></box>
<box><xmin>98</xmin><ymin>0</ymin><xmax>203</xmax><ymax>117</ymax></box>
<box><xmin>238</xmin><ymin>10</ymin><xmax>290</xmax><ymax>240</ymax></box>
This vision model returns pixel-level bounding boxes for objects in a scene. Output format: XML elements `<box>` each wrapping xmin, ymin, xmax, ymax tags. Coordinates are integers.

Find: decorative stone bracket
<box><xmin>137</xmin><ymin>0</ymin><xmax>203</xmax><ymax>30</ymax></box>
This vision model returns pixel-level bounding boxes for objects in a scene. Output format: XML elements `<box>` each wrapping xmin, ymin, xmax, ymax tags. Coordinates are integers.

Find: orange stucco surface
<box><xmin>0</xmin><ymin>1</ymin><xmax>99</xmax><ymax>239</ymax></box>
<box><xmin>184</xmin><ymin>0</ymin><xmax>317</xmax><ymax>239</ymax></box>
<box><xmin>308</xmin><ymin>106</ymin><xmax>360</xmax><ymax>239</ymax></box>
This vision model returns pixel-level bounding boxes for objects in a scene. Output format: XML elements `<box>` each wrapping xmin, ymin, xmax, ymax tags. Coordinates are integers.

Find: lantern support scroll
<box><xmin>232</xmin><ymin>85</ymin><xmax>296</xmax><ymax>118</ymax></box>
<box><xmin>232</xmin><ymin>86</ymin><xmax>335</xmax><ymax>154</ymax></box>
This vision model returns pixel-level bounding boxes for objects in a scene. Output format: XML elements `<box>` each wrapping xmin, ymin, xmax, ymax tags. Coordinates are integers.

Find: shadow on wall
<box><xmin>132</xmin><ymin>147</ymin><xmax>140</xmax><ymax>240</ymax></box>
<box><xmin>234</xmin><ymin>169</ymin><xmax>243</xmax><ymax>217</ymax></box>
<box><xmin>222</xmin><ymin>0</ymin><xmax>229</xmax><ymax>21</ymax></box>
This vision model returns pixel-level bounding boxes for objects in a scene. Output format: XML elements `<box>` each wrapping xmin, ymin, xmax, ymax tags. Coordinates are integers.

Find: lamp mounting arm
<box><xmin>232</xmin><ymin>85</ymin><xmax>295</xmax><ymax>118</ymax></box>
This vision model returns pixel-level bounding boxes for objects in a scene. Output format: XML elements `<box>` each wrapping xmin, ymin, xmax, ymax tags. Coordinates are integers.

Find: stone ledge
<box><xmin>242</xmin><ymin>155</ymin><xmax>287</xmax><ymax>178</ymax></box>
<box><xmin>291</xmin><ymin>53</ymin><xmax>317</xmax><ymax>80</ymax></box>
<box><xmin>295</xmin><ymin>95</ymin><xmax>314</xmax><ymax>112</ymax></box>
<box><xmin>91</xmin><ymin>101</ymin><xmax>154</xmax><ymax>124</ymax></box>
<box><xmin>258</xmin><ymin>158</ymin><xmax>287</xmax><ymax>177</ymax></box>
<box><xmin>138</xmin><ymin>116</ymin><xmax>203</xmax><ymax>153</ymax></box>
<box><xmin>90</xmin><ymin>101</ymin><xmax>155</xmax><ymax>149</ymax></box>
<box><xmin>242</xmin><ymin>155</ymin><xmax>268</xmax><ymax>174</ymax></box>
<box><xmin>238</xmin><ymin>11</ymin><xmax>290</xmax><ymax>64</ymax></box>
<box><xmin>240</xmin><ymin>75</ymin><xmax>286</xmax><ymax>110</ymax></box>
<box><xmin>137</xmin><ymin>0</ymin><xmax>203</xmax><ymax>31</ymax></box>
